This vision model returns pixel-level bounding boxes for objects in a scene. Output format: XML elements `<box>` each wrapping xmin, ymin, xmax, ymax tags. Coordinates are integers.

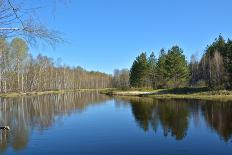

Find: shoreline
<box><xmin>0</xmin><ymin>88</ymin><xmax>113</xmax><ymax>98</ymax></box>
<box><xmin>100</xmin><ymin>88</ymin><xmax>232</xmax><ymax>101</ymax></box>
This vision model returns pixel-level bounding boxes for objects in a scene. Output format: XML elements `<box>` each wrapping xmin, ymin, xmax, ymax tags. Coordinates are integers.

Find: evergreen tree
<box><xmin>156</xmin><ymin>49</ymin><xmax>168</xmax><ymax>88</ymax></box>
<box><xmin>165</xmin><ymin>46</ymin><xmax>189</xmax><ymax>88</ymax></box>
<box><xmin>129</xmin><ymin>35</ymin><xmax>232</xmax><ymax>90</ymax></box>
<box><xmin>129</xmin><ymin>52</ymin><xmax>149</xmax><ymax>88</ymax></box>
<box><xmin>226</xmin><ymin>39</ymin><xmax>232</xmax><ymax>88</ymax></box>
<box><xmin>147</xmin><ymin>52</ymin><xmax>157</xmax><ymax>88</ymax></box>
<box><xmin>129</xmin><ymin>58</ymin><xmax>139</xmax><ymax>87</ymax></box>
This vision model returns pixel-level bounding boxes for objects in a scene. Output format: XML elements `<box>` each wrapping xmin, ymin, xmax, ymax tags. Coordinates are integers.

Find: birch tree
<box><xmin>0</xmin><ymin>0</ymin><xmax>63</xmax><ymax>46</ymax></box>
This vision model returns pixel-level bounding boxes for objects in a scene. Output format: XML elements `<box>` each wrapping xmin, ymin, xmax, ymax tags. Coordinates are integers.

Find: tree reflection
<box><xmin>127</xmin><ymin>98</ymin><xmax>189</xmax><ymax>140</ymax></box>
<box><xmin>131</xmin><ymin>99</ymin><xmax>155</xmax><ymax>131</ymax></box>
<box><xmin>1</xmin><ymin>94</ymin><xmax>232</xmax><ymax>153</ymax></box>
<box><xmin>117</xmin><ymin>97</ymin><xmax>232</xmax><ymax>142</ymax></box>
<box><xmin>0</xmin><ymin>91</ymin><xmax>110</xmax><ymax>153</ymax></box>
<box><xmin>157</xmin><ymin>100</ymin><xmax>189</xmax><ymax>140</ymax></box>
<box><xmin>0</xmin><ymin>131</ymin><xmax>9</xmax><ymax>153</ymax></box>
<box><xmin>201</xmin><ymin>101</ymin><xmax>232</xmax><ymax>142</ymax></box>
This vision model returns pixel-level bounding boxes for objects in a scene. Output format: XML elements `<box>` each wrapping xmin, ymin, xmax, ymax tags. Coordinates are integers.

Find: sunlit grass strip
<box><xmin>0</xmin><ymin>88</ymin><xmax>114</xmax><ymax>98</ymax></box>
<box><xmin>101</xmin><ymin>88</ymin><xmax>232</xmax><ymax>101</ymax></box>
<box><xmin>147</xmin><ymin>94</ymin><xmax>232</xmax><ymax>101</ymax></box>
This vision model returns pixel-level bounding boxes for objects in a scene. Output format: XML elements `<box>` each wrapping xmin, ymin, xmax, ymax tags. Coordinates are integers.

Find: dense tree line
<box><xmin>2</xmin><ymin>35</ymin><xmax>232</xmax><ymax>92</ymax></box>
<box><xmin>128</xmin><ymin>35</ymin><xmax>232</xmax><ymax>90</ymax></box>
<box><xmin>129</xmin><ymin>46</ymin><xmax>189</xmax><ymax>89</ymax></box>
<box><xmin>191</xmin><ymin>35</ymin><xmax>232</xmax><ymax>89</ymax></box>
<box><xmin>0</xmin><ymin>37</ymin><xmax>112</xmax><ymax>93</ymax></box>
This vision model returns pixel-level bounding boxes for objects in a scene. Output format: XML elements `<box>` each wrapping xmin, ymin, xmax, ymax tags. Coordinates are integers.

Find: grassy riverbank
<box><xmin>100</xmin><ymin>87</ymin><xmax>232</xmax><ymax>101</ymax></box>
<box><xmin>0</xmin><ymin>88</ymin><xmax>113</xmax><ymax>98</ymax></box>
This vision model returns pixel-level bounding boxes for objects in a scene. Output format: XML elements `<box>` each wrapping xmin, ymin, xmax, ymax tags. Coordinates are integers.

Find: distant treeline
<box><xmin>0</xmin><ymin>38</ymin><xmax>112</xmax><ymax>93</ymax></box>
<box><xmin>112</xmin><ymin>35</ymin><xmax>232</xmax><ymax>90</ymax></box>
<box><xmin>2</xmin><ymin>35</ymin><xmax>232</xmax><ymax>92</ymax></box>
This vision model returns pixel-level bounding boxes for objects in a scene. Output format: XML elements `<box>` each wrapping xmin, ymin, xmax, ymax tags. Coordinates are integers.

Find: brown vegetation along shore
<box><xmin>0</xmin><ymin>88</ymin><xmax>112</xmax><ymax>98</ymax></box>
<box><xmin>100</xmin><ymin>87</ymin><xmax>232</xmax><ymax>101</ymax></box>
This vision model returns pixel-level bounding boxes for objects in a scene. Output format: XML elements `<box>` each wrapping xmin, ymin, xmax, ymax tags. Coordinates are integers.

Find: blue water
<box><xmin>0</xmin><ymin>92</ymin><xmax>232</xmax><ymax>155</ymax></box>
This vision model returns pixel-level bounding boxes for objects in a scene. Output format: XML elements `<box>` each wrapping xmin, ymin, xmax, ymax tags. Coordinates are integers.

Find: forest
<box><xmin>1</xmin><ymin>35</ymin><xmax>232</xmax><ymax>94</ymax></box>
<box><xmin>113</xmin><ymin>35</ymin><xmax>232</xmax><ymax>90</ymax></box>
<box><xmin>0</xmin><ymin>37</ymin><xmax>112</xmax><ymax>93</ymax></box>
<box><xmin>0</xmin><ymin>1</ymin><xmax>231</xmax><ymax>93</ymax></box>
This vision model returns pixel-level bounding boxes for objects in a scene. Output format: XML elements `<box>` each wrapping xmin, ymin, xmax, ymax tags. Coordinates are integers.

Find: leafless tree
<box><xmin>112</xmin><ymin>69</ymin><xmax>129</xmax><ymax>89</ymax></box>
<box><xmin>0</xmin><ymin>0</ymin><xmax>64</xmax><ymax>46</ymax></box>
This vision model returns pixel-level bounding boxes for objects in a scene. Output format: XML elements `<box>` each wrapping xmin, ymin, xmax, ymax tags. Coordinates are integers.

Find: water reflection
<box><xmin>202</xmin><ymin>102</ymin><xmax>232</xmax><ymax>142</ymax></box>
<box><xmin>1</xmin><ymin>93</ymin><xmax>232</xmax><ymax>154</ymax></box>
<box><xmin>115</xmin><ymin>97</ymin><xmax>232</xmax><ymax>142</ymax></box>
<box><xmin>0</xmin><ymin>92</ymin><xmax>110</xmax><ymax>153</ymax></box>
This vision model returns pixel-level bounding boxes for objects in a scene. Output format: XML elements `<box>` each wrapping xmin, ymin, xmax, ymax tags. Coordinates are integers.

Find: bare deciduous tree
<box><xmin>0</xmin><ymin>0</ymin><xmax>64</xmax><ymax>46</ymax></box>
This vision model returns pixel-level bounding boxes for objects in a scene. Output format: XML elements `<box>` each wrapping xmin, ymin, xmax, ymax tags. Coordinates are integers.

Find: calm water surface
<box><xmin>0</xmin><ymin>92</ymin><xmax>232</xmax><ymax>155</ymax></box>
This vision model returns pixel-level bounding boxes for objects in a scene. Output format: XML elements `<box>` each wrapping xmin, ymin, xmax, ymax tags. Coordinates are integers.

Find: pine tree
<box><xmin>147</xmin><ymin>52</ymin><xmax>157</xmax><ymax>88</ymax></box>
<box><xmin>129</xmin><ymin>52</ymin><xmax>149</xmax><ymax>88</ymax></box>
<box><xmin>156</xmin><ymin>49</ymin><xmax>167</xmax><ymax>88</ymax></box>
<box><xmin>165</xmin><ymin>46</ymin><xmax>189</xmax><ymax>88</ymax></box>
<box><xmin>129</xmin><ymin>59</ymin><xmax>139</xmax><ymax>87</ymax></box>
<box><xmin>226</xmin><ymin>39</ymin><xmax>232</xmax><ymax>88</ymax></box>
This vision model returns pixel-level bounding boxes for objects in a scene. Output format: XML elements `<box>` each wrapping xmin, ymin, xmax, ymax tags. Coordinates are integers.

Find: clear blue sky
<box><xmin>29</xmin><ymin>0</ymin><xmax>232</xmax><ymax>74</ymax></box>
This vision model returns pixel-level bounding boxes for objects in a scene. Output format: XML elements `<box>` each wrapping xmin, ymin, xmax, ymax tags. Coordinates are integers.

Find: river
<box><xmin>0</xmin><ymin>91</ymin><xmax>232</xmax><ymax>154</ymax></box>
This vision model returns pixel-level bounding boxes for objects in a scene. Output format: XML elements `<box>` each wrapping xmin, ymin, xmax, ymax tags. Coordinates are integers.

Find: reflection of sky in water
<box><xmin>0</xmin><ymin>93</ymin><xmax>232</xmax><ymax>155</ymax></box>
